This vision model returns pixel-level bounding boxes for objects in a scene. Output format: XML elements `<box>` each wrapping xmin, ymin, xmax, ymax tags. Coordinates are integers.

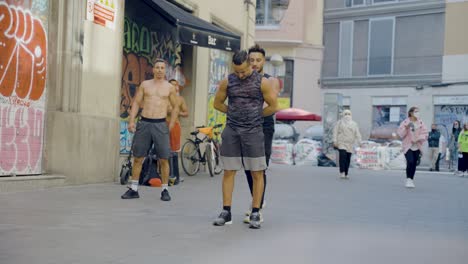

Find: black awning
<box><xmin>142</xmin><ymin>0</ymin><xmax>241</xmax><ymax>51</ymax></box>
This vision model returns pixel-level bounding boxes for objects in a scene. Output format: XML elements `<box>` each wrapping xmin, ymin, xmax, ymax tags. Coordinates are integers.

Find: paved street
<box><xmin>1</xmin><ymin>165</ymin><xmax>468</xmax><ymax>264</ymax></box>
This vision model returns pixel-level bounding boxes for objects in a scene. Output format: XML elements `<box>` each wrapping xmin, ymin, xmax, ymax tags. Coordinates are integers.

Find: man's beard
<box><xmin>253</xmin><ymin>66</ymin><xmax>263</xmax><ymax>74</ymax></box>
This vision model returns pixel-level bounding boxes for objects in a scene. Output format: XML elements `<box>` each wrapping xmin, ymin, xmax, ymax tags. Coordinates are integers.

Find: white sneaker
<box><xmin>243</xmin><ymin>211</ymin><xmax>263</xmax><ymax>224</ymax></box>
<box><xmin>457</xmin><ymin>171</ymin><xmax>464</xmax><ymax>177</ymax></box>
<box><xmin>340</xmin><ymin>172</ymin><xmax>346</xmax><ymax>179</ymax></box>
<box><xmin>245</xmin><ymin>209</ymin><xmax>251</xmax><ymax>217</ymax></box>
<box><xmin>245</xmin><ymin>201</ymin><xmax>266</xmax><ymax>216</ymax></box>
<box><xmin>405</xmin><ymin>179</ymin><xmax>415</xmax><ymax>188</ymax></box>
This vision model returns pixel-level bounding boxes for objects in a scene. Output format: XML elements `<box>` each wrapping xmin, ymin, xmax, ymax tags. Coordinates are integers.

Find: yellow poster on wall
<box><xmin>207</xmin><ymin>49</ymin><xmax>231</xmax><ymax>138</ymax></box>
<box><xmin>278</xmin><ymin>98</ymin><xmax>291</xmax><ymax>110</ymax></box>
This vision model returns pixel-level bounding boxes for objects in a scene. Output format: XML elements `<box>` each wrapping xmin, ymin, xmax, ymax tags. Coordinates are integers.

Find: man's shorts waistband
<box><xmin>140</xmin><ymin>116</ymin><xmax>166</xmax><ymax>123</ymax></box>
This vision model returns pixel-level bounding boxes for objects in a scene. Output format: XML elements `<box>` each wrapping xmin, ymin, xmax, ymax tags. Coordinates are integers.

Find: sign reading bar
<box><xmin>179</xmin><ymin>27</ymin><xmax>240</xmax><ymax>51</ymax></box>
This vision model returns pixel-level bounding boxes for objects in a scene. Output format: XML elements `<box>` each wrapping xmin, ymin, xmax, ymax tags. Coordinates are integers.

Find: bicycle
<box><xmin>181</xmin><ymin>124</ymin><xmax>223</xmax><ymax>177</ymax></box>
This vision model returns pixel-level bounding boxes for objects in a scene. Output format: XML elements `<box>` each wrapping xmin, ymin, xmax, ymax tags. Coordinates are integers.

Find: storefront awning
<box><xmin>143</xmin><ymin>0</ymin><xmax>241</xmax><ymax>51</ymax></box>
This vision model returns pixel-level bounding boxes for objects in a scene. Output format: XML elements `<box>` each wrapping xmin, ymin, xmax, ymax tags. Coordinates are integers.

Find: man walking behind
<box><xmin>121</xmin><ymin>59</ymin><xmax>179</xmax><ymax>201</ymax></box>
<box><xmin>243</xmin><ymin>44</ymin><xmax>280</xmax><ymax>224</ymax></box>
<box><xmin>428</xmin><ymin>124</ymin><xmax>441</xmax><ymax>171</ymax></box>
<box><xmin>212</xmin><ymin>50</ymin><xmax>277</xmax><ymax>229</ymax></box>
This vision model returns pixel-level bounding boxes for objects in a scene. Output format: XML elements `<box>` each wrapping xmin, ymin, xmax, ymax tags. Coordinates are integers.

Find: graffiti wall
<box><xmin>434</xmin><ymin>105</ymin><xmax>468</xmax><ymax>142</ymax></box>
<box><xmin>207</xmin><ymin>49</ymin><xmax>231</xmax><ymax>130</ymax></box>
<box><xmin>0</xmin><ymin>1</ymin><xmax>48</xmax><ymax>176</ymax></box>
<box><xmin>120</xmin><ymin>12</ymin><xmax>187</xmax><ymax>154</ymax></box>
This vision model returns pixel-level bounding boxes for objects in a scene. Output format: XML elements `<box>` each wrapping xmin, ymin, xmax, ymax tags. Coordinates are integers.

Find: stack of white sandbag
<box><xmin>294</xmin><ymin>139</ymin><xmax>322</xmax><ymax>166</ymax></box>
<box><xmin>354</xmin><ymin>140</ymin><xmax>406</xmax><ymax>170</ymax></box>
<box><xmin>271</xmin><ymin>140</ymin><xmax>294</xmax><ymax>165</ymax></box>
<box><xmin>382</xmin><ymin>141</ymin><xmax>406</xmax><ymax>170</ymax></box>
<box><xmin>354</xmin><ymin>141</ymin><xmax>384</xmax><ymax>170</ymax></box>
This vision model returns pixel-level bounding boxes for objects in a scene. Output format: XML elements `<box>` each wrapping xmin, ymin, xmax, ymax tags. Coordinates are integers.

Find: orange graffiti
<box><xmin>4</xmin><ymin>0</ymin><xmax>33</xmax><ymax>8</ymax></box>
<box><xmin>0</xmin><ymin>2</ymin><xmax>47</xmax><ymax>101</ymax></box>
<box><xmin>120</xmin><ymin>53</ymin><xmax>153</xmax><ymax>119</ymax></box>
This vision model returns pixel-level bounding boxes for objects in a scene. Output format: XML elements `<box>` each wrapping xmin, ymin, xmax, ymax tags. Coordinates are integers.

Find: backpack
<box><xmin>139</xmin><ymin>148</ymin><xmax>160</xmax><ymax>186</ymax></box>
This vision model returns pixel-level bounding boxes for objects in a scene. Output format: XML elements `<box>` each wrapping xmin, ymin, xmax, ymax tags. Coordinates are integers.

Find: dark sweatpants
<box><xmin>405</xmin><ymin>150</ymin><xmax>420</xmax><ymax>180</ymax></box>
<box><xmin>458</xmin><ymin>152</ymin><xmax>468</xmax><ymax>172</ymax></box>
<box><xmin>338</xmin><ymin>149</ymin><xmax>352</xmax><ymax>176</ymax></box>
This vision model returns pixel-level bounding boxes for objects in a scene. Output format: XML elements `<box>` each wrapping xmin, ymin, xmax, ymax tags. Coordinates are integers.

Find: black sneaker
<box><xmin>121</xmin><ymin>188</ymin><xmax>139</xmax><ymax>199</ymax></box>
<box><xmin>161</xmin><ymin>189</ymin><xmax>171</xmax><ymax>201</ymax></box>
<box><xmin>249</xmin><ymin>212</ymin><xmax>261</xmax><ymax>229</ymax></box>
<box><xmin>173</xmin><ymin>178</ymin><xmax>180</xmax><ymax>185</ymax></box>
<box><xmin>213</xmin><ymin>210</ymin><xmax>232</xmax><ymax>226</ymax></box>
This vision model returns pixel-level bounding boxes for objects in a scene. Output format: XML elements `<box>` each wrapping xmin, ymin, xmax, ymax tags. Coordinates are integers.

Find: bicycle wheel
<box><xmin>119</xmin><ymin>165</ymin><xmax>131</xmax><ymax>185</ymax></box>
<box><xmin>213</xmin><ymin>143</ymin><xmax>223</xmax><ymax>175</ymax></box>
<box><xmin>181</xmin><ymin>141</ymin><xmax>200</xmax><ymax>176</ymax></box>
<box><xmin>205</xmin><ymin>144</ymin><xmax>214</xmax><ymax>177</ymax></box>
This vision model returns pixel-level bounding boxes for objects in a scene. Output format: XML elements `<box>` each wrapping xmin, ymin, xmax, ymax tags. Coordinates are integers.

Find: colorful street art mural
<box><xmin>207</xmin><ymin>49</ymin><xmax>231</xmax><ymax>131</ymax></box>
<box><xmin>120</xmin><ymin>16</ymin><xmax>187</xmax><ymax>154</ymax></box>
<box><xmin>434</xmin><ymin>105</ymin><xmax>468</xmax><ymax>142</ymax></box>
<box><xmin>0</xmin><ymin>0</ymin><xmax>48</xmax><ymax>175</ymax></box>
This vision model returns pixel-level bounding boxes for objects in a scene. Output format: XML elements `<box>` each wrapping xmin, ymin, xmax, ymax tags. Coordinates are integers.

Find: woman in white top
<box><xmin>333</xmin><ymin>110</ymin><xmax>362</xmax><ymax>179</ymax></box>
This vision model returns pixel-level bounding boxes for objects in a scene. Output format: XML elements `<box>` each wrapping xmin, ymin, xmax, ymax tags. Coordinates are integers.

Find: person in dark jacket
<box><xmin>450</xmin><ymin>120</ymin><xmax>462</xmax><ymax>174</ymax></box>
<box><xmin>428</xmin><ymin>124</ymin><xmax>441</xmax><ymax>171</ymax></box>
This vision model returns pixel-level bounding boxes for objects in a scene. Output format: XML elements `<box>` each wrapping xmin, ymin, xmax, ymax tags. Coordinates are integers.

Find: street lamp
<box><xmin>270</xmin><ymin>53</ymin><xmax>283</xmax><ymax>77</ymax></box>
<box><xmin>270</xmin><ymin>53</ymin><xmax>283</xmax><ymax>67</ymax></box>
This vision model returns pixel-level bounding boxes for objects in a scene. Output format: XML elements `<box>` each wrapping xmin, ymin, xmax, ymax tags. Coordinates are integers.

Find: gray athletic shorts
<box><xmin>132</xmin><ymin>117</ymin><xmax>170</xmax><ymax>159</ymax></box>
<box><xmin>220</xmin><ymin>125</ymin><xmax>267</xmax><ymax>171</ymax></box>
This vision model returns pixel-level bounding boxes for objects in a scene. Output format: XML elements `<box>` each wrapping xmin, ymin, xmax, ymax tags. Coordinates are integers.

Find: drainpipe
<box><xmin>244</xmin><ymin>0</ymin><xmax>255</xmax><ymax>48</ymax></box>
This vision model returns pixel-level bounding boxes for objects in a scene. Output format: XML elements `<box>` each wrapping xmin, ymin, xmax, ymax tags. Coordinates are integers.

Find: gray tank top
<box><xmin>226</xmin><ymin>71</ymin><xmax>264</xmax><ymax>129</ymax></box>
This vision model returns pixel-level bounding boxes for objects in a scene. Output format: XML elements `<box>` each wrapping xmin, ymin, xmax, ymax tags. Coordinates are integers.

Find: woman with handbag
<box><xmin>397</xmin><ymin>107</ymin><xmax>429</xmax><ymax>188</ymax></box>
<box><xmin>333</xmin><ymin>110</ymin><xmax>362</xmax><ymax>179</ymax></box>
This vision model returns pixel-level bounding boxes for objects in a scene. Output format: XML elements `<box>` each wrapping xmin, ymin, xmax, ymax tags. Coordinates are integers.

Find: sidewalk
<box><xmin>1</xmin><ymin>165</ymin><xmax>467</xmax><ymax>264</ymax></box>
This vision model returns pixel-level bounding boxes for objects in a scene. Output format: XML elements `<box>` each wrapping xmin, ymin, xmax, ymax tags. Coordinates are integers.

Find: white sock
<box><xmin>131</xmin><ymin>180</ymin><xmax>138</xmax><ymax>191</ymax></box>
<box><xmin>162</xmin><ymin>184</ymin><xmax>168</xmax><ymax>191</ymax></box>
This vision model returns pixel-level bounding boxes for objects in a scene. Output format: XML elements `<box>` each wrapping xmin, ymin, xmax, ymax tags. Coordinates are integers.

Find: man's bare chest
<box><xmin>144</xmin><ymin>85</ymin><xmax>170</xmax><ymax>99</ymax></box>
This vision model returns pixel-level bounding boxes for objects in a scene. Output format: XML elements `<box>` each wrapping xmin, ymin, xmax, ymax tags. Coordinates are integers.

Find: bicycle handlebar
<box><xmin>195</xmin><ymin>124</ymin><xmax>223</xmax><ymax>129</ymax></box>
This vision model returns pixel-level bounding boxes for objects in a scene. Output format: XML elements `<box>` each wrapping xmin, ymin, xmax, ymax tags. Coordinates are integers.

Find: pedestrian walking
<box><xmin>243</xmin><ymin>44</ymin><xmax>281</xmax><ymax>224</ymax></box>
<box><xmin>457</xmin><ymin>122</ymin><xmax>468</xmax><ymax>177</ymax></box>
<box><xmin>397</xmin><ymin>107</ymin><xmax>429</xmax><ymax>188</ymax></box>
<box><xmin>428</xmin><ymin>124</ymin><xmax>441</xmax><ymax>171</ymax></box>
<box><xmin>435</xmin><ymin>134</ymin><xmax>446</xmax><ymax>172</ymax></box>
<box><xmin>121</xmin><ymin>59</ymin><xmax>179</xmax><ymax>201</ymax></box>
<box><xmin>332</xmin><ymin>109</ymin><xmax>362</xmax><ymax>179</ymax></box>
<box><xmin>167</xmin><ymin>79</ymin><xmax>189</xmax><ymax>185</ymax></box>
<box><xmin>212</xmin><ymin>50</ymin><xmax>277</xmax><ymax>229</ymax></box>
<box><xmin>450</xmin><ymin>120</ymin><xmax>462</xmax><ymax>175</ymax></box>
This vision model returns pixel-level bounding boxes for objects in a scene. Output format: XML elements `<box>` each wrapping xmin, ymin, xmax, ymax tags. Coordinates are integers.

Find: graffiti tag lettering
<box><xmin>0</xmin><ymin>105</ymin><xmax>43</xmax><ymax>174</ymax></box>
<box><xmin>0</xmin><ymin>2</ymin><xmax>47</xmax><ymax>101</ymax></box>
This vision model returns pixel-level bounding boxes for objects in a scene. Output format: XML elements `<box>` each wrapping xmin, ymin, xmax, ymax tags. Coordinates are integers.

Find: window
<box><xmin>256</xmin><ymin>0</ymin><xmax>290</xmax><ymax>26</ymax></box>
<box><xmin>345</xmin><ymin>0</ymin><xmax>365</xmax><ymax>7</ymax></box>
<box><xmin>370</xmin><ymin>97</ymin><xmax>407</xmax><ymax>141</ymax></box>
<box><xmin>264</xmin><ymin>59</ymin><xmax>294</xmax><ymax>108</ymax></box>
<box><xmin>339</xmin><ymin>21</ymin><xmax>353</xmax><ymax>77</ymax></box>
<box><xmin>368</xmin><ymin>17</ymin><xmax>395</xmax><ymax>75</ymax></box>
<box><xmin>373</xmin><ymin>0</ymin><xmax>397</xmax><ymax>4</ymax></box>
<box><xmin>370</xmin><ymin>105</ymin><xmax>407</xmax><ymax>141</ymax></box>
<box><xmin>343</xmin><ymin>97</ymin><xmax>351</xmax><ymax>111</ymax></box>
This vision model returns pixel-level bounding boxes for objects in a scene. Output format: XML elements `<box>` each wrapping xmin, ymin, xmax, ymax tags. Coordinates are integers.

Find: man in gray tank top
<box><xmin>212</xmin><ymin>50</ymin><xmax>278</xmax><ymax>229</ymax></box>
